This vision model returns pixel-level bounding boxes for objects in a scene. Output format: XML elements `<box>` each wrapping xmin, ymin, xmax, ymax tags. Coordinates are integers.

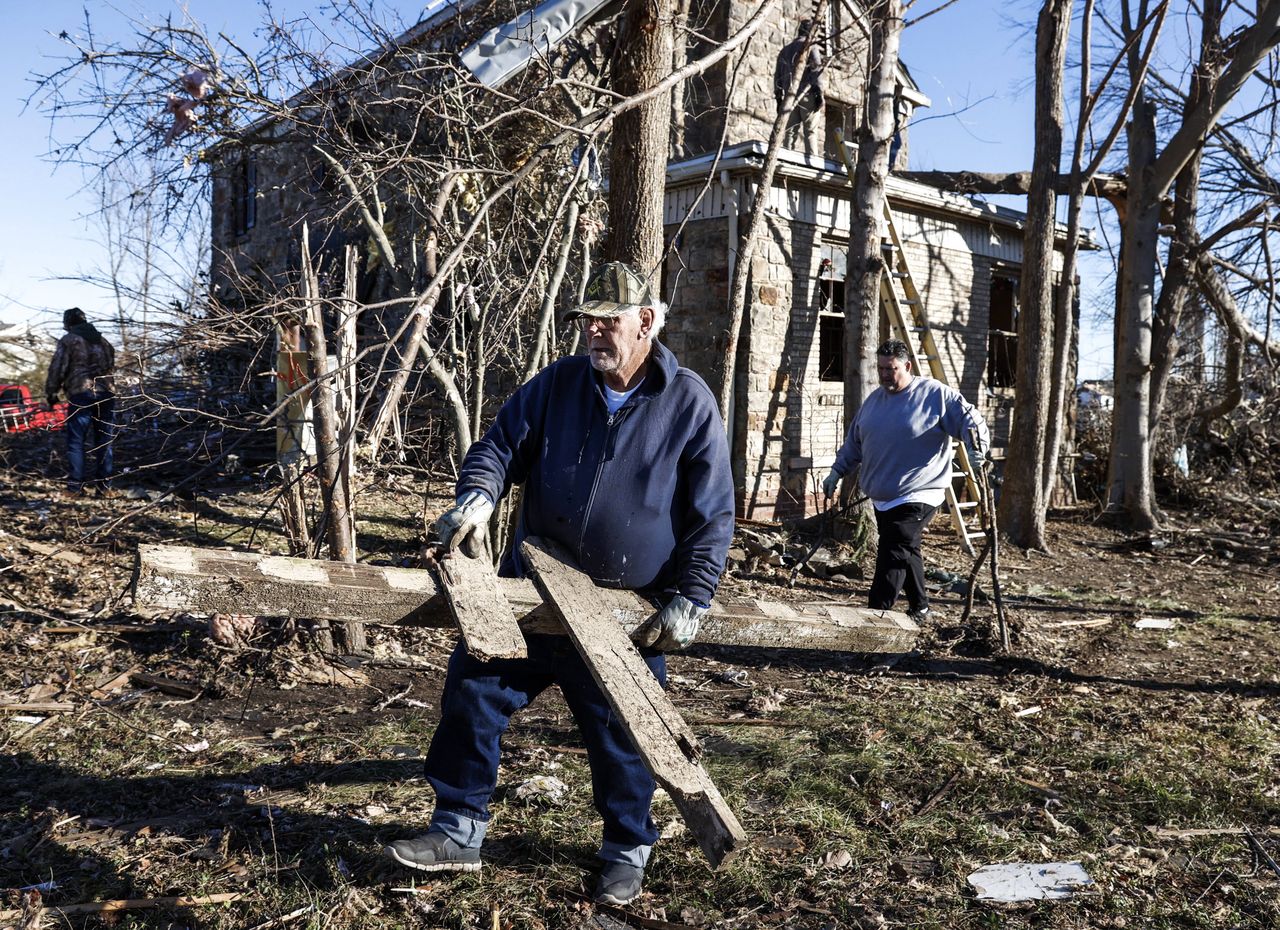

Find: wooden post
<box><xmin>521</xmin><ymin>536</ymin><xmax>746</xmax><ymax>869</ymax></box>
<box><xmin>131</xmin><ymin>544</ymin><xmax>920</xmax><ymax>655</ymax></box>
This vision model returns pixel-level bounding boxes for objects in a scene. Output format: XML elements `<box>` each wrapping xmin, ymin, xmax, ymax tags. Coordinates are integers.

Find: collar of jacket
<box><xmin>591</xmin><ymin>338</ymin><xmax>677</xmax><ymax>403</ymax></box>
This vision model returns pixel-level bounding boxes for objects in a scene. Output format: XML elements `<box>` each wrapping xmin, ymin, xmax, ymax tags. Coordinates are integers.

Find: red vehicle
<box><xmin>0</xmin><ymin>384</ymin><xmax>68</xmax><ymax>433</ymax></box>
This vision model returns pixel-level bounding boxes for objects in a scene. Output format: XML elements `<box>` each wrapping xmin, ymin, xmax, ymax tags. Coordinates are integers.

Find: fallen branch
<box><xmin>0</xmin><ymin>892</ymin><xmax>242</xmax><ymax>922</ymax></box>
<box><xmin>128</xmin><ymin>672</ymin><xmax>202</xmax><ymax>699</ymax></box>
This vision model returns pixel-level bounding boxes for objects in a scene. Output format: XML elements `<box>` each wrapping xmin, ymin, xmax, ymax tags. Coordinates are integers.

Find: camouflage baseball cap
<box><xmin>563</xmin><ymin>262</ymin><xmax>656</xmax><ymax>322</ymax></box>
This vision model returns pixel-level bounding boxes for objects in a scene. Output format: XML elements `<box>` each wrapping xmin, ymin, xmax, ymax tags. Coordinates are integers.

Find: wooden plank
<box><xmin>520</xmin><ymin>536</ymin><xmax>747</xmax><ymax>870</ymax></box>
<box><xmin>0</xmin><ymin>702</ymin><xmax>75</xmax><ymax>713</ymax></box>
<box><xmin>128</xmin><ymin>673</ymin><xmax>202</xmax><ymax>699</ymax></box>
<box><xmin>437</xmin><ymin>553</ymin><xmax>527</xmax><ymax>660</ymax></box>
<box><xmin>132</xmin><ymin>545</ymin><xmax>919</xmax><ymax>654</ymax></box>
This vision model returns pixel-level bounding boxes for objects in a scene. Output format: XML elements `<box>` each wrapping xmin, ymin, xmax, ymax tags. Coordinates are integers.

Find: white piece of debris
<box><xmin>513</xmin><ymin>774</ymin><xmax>568</xmax><ymax>805</ymax></box>
<box><xmin>1134</xmin><ymin>617</ymin><xmax>1175</xmax><ymax>630</ymax></box>
<box><xmin>818</xmin><ymin>848</ymin><xmax>854</xmax><ymax>871</ymax></box>
<box><xmin>967</xmin><ymin>861</ymin><xmax>1094</xmax><ymax>902</ymax></box>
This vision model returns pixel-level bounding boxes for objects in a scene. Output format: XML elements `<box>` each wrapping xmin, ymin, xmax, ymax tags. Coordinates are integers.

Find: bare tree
<box><xmin>608</xmin><ymin>0</ymin><xmax>675</xmax><ymax>273</ymax></box>
<box><xmin>843</xmin><ymin>0</ymin><xmax>904</xmax><ymax>430</ymax></box>
<box><xmin>718</xmin><ymin>0</ymin><xmax>830</xmax><ymax>419</ymax></box>
<box><xmin>999</xmin><ymin>0</ymin><xmax>1074</xmax><ymax>552</ymax></box>
<box><xmin>1107</xmin><ymin>0</ymin><xmax>1280</xmax><ymax>529</ymax></box>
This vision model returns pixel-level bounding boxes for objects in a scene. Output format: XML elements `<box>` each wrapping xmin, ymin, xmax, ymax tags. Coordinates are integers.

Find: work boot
<box><xmin>382</xmin><ymin>833</ymin><xmax>482</xmax><ymax>872</ymax></box>
<box><xmin>593</xmin><ymin>862</ymin><xmax>645</xmax><ymax>906</ymax></box>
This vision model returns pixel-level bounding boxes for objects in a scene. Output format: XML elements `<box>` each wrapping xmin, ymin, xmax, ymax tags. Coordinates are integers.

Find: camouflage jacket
<box><xmin>46</xmin><ymin>327</ymin><xmax>116</xmax><ymax>398</ymax></box>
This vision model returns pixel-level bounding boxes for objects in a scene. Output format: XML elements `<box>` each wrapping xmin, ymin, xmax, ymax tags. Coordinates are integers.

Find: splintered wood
<box><xmin>520</xmin><ymin>536</ymin><xmax>747</xmax><ymax>870</ymax></box>
<box><xmin>132</xmin><ymin>545</ymin><xmax>919</xmax><ymax>655</ymax></box>
<box><xmin>437</xmin><ymin>553</ymin><xmax>527</xmax><ymax>659</ymax></box>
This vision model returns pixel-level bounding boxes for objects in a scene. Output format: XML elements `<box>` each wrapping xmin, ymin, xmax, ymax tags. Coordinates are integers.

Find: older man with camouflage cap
<box><xmin>383</xmin><ymin>262</ymin><xmax>735</xmax><ymax>906</ymax></box>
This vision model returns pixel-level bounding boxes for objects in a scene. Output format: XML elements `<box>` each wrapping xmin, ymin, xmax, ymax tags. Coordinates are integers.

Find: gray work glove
<box><xmin>633</xmin><ymin>594</ymin><xmax>708</xmax><ymax>651</ymax></box>
<box><xmin>822</xmin><ymin>470</ymin><xmax>841</xmax><ymax>500</ymax></box>
<box><xmin>434</xmin><ymin>490</ymin><xmax>494</xmax><ymax>558</ymax></box>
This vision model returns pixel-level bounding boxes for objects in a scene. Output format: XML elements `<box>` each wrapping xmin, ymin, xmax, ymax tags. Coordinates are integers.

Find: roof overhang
<box><xmin>666</xmin><ymin>141</ymin><xmax>1096</xmax><ymax>251</ymax></box>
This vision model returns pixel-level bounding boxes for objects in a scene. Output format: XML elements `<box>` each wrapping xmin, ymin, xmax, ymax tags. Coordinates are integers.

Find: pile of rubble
<box><xmin>727</xmin><ymin>525</ymin><xmax>865</xmax><ymax>582</ymax></box>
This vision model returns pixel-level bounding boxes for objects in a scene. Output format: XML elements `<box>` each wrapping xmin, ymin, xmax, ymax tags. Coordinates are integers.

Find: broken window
<box><xmin>232</xmin><ymin>151</ymin><xmax>257</xmax><ymax>237</ymax></box>
<box><xmin>987</xmin><ymin>272</ymin><xmax>1018</xmax><ymax>388</ymax></box>
<box><xmin>824</xmin><ymin>102</ymin><xmax>857</xmax><ymax>163</ymax></box>
<box><xmin>817</xmin><ymin>245</ymin><xmax>846</xmax><ymax>382</ymax></box>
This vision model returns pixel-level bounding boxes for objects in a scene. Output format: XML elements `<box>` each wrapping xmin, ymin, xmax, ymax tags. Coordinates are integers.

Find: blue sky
<box><xmin>0</xmin><ymin>0</ymin><xmax>1114</xmax><ymax>377</ymax></box>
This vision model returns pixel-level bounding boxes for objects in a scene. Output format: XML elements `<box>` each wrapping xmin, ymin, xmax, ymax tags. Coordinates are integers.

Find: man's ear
<box><xmin>638</xmin><ymin>307</ymin><xmax>655</xmax><ymax>337</ymax></box>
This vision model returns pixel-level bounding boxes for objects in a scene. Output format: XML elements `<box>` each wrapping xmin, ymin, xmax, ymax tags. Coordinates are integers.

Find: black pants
<box><xmin>869</xmin><ymin>502</ymin><xmax>938</xmax><ymax>612</ymax></box>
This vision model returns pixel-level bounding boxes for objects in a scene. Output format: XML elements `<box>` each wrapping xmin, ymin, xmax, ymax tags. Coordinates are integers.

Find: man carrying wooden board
<box><xmin>382</xmin><ymin>263</ymin><xmax>735</xmax><ymax>906</ymax></box>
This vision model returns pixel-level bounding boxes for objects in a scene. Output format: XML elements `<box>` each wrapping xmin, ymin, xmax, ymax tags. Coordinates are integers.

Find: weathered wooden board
<box><xmin>520</xmin><ymin>536</ymin><xmax>747</xmax><ymax>870</ymax></box>
<box><xmin>437</xmin><ymin>553</ymin><xmax>527</xmax><ymax>660</ymax></box>
<box><xmin>132</xmin><ymin>544</ymin><xmax>919</xmax><ymax>654</ymax></box>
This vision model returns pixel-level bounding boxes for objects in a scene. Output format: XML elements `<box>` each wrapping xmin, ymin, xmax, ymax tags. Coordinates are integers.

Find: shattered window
<box><xmin>818</xmin><ymin>245</ymin><xmax>846</xmax><ymax>383</ymax></box>
<box><xmin>988</xmin><ymin>272</ymin><xmax>1018</xmax><ymax>388</ymax></box>
<box><xmin>233</xmin><ymin>151</ymin><xmax>257</xmax><ymax>236</ymax></box>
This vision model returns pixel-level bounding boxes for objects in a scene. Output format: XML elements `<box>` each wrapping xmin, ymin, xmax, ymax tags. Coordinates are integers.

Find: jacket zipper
<box><xmin>577</xmin><ymin>404</ymin><xmax>631</xmax><ymax>557</ymax></box>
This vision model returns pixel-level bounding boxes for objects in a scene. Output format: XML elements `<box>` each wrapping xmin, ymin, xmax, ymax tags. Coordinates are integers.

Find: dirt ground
<box><xmin>1</xmin><ymin>460</ymin><xmax>1277</xmax><ymax>930</ymax></box>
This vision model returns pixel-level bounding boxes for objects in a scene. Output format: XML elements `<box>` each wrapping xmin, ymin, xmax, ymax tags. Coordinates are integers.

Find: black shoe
<box><xmin>907</xmin><ymin>606</ymin><xmax>932</xmax><ymax>625</ymax></box>
<box><xmin>594</xmin><ymin>862</ymin><xmax>644</xmax><ymax>906</ymax></box>
<box><xmin>382</xmin><ymin>833</ymin><xmax>482</xmax><ymax>872</ymax></box>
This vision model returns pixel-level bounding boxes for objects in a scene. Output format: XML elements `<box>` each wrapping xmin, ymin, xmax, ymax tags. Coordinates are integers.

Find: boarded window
<box><xmin>233</xmin><ymin>151</ymin><xmax>257</xmax><ymax>236</ymax></box>
<box><xmin>818</xmin><ymin>244</ymin><xmax>846</xmax><ymax>382</ymax></box>
<box><xmin>988</xmin><ymin>273</ymin><xmax>1018</xmax><ymax>388</ymax></box>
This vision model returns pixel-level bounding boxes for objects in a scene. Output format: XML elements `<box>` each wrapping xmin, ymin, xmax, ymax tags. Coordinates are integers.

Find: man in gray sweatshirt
<box><xmin>822</xmin><ymin>340</ymin><xmax>990</xmax><ymax>622</ymax></box>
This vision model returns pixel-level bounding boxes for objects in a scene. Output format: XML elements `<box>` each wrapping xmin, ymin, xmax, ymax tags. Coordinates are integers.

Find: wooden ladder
<box><xmin>834</xmin><ymin>133</ymin><xmax>986</xmax><ymax>554</ymax></box>
<box><xmin>877</xmin><ymin>202</ymin><xmax>985</xmax><ymax>555</ymax></box>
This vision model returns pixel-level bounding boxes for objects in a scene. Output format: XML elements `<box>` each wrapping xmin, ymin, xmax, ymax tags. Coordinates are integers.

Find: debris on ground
<box><xmin>967</xmin><ymin>861</ymin><xmax>1095</xmax><ymax>902</ymax></box>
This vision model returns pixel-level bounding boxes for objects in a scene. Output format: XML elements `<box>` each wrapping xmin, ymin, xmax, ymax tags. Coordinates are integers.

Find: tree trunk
<box><xmin>717</xmin><ymin>1</ymin><xmax>828</xmax><ymax>419</ymax></box>
<box><xmin>1148</xmin><ymin>0</ymin><xmax>1221</xmax><ymax>453</ymax></box>
<box><xmin>843</xmin><ymin>0</ymin><xmax>903</xmax><ymax>425</ymax></box>
<box><xmin>365</xmin><ymin>175</ymin><xmax>457</xmax><ymax>459</ymax></box>
<box><xmin>1194</xmin><ymin>325</ymin><xmax>1243</xmax><ymax>429</ymax></box>
<box><xmin>1106</xmin><ymin>94</ymin><xmax>1159</xmax><ymax>530</ymax></box>
<box><xmin>524</xmin><ymin>199</ymin><xmax>579</xmax><ymax>382</ymax></box>
<box><xmin>1000</xmin><ymin>0</ymin><xmax>1072</xmax><ymax>552</ymax></box>
<box><xmin>607</xmin><ymin>0</ymin><xmax>675</xmax><ymax>273</ymax></box>
<box><xmin>1043</xmin><ymin>0</ymin><xmax>1094</xmax><ymax>507</ymax></box>
<box><xmin>300</xmin><ymin>228</ymin><xmax>365</xmax><ymax>654</ymax></box>
<box><xmin>897</xmin><ymin>169</ymin><xmax>1127</xmax><ymax>206</ymax></box>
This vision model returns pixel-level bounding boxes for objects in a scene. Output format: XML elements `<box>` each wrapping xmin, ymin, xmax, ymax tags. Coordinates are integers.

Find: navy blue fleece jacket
<box><xmin>457</xmin><ymin>340</ymin><xmax>734</xmax><ymax>608</ymax></box>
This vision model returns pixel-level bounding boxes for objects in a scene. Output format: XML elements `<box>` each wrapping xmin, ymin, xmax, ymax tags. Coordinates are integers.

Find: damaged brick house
<box><xmin>210</xmin><ymin>0</ymin><xmax>1087</xmax><ymax>519</ymax></box>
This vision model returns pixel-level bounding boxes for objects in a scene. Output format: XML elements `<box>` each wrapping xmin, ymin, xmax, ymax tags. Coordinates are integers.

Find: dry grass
<box><xmin>1</xmin><ymin>471</ymin><xmax>1278</xmax><ymax>929</ymax></box>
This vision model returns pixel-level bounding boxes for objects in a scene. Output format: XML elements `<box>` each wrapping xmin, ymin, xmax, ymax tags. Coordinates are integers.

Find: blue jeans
<box><xmin>424</xmin><ymin>634</ymin><xmax>665</xmax><ymax>867</ymax></box>
<box><xmin>66</xmin><ymin>391</ymin><xmax>116</xmax><ymax>489</ymax></box>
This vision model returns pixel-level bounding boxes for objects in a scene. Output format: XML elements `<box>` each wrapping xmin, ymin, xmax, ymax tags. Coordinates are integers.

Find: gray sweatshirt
<box><xmin>831</xmin><ymin>376</ymin><xmax>990</xmax><ymax>503</ymax></box>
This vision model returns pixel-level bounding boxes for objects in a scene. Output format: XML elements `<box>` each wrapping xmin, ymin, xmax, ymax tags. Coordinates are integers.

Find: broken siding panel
<box><xmin>892</xmin><ymin>210</ymin><xmax>1024</xmax><ymax>265</ymax></box>
<box><xmin>736</xmin><ymin>177</ymin><xmax>1031</xmax><ymax>265</ymax></box>
<box><xmin>663</xmin><ymin>180</ymin><xmax>738</xmax><ymax>225</ymax></box>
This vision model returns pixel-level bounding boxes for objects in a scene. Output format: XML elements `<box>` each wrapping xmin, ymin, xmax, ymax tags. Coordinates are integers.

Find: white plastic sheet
<box><xmin>967</xmin><ymin>861</ymin><xmax>1095</xmax><ymax>902</ymax></box>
